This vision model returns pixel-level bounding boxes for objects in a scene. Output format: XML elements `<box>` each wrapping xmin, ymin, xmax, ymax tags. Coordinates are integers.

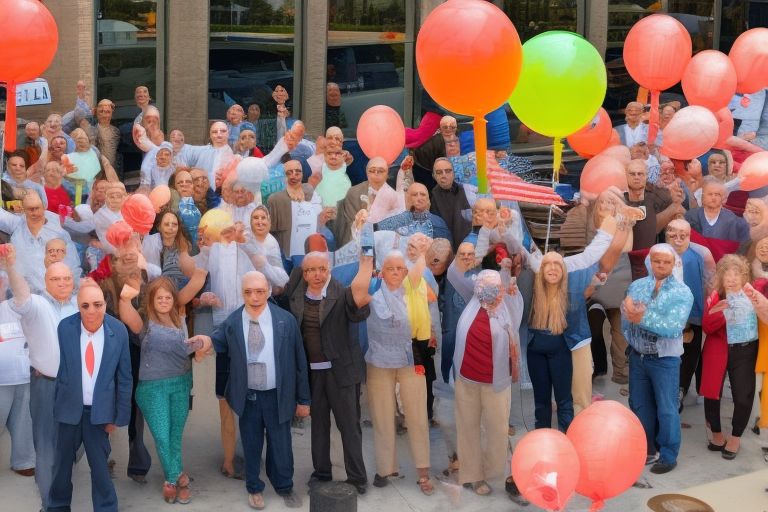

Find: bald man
<box><xmin>374</xmin><ymin>183</ymin><xmax>451</xmax><ymax>242</ymax></box>
<box><xmin>3</xmin><ymin>248</ymin><xmax>79</xmax><ymax>511</ymax></box>
<box><xmin>212</xmin><ymin>271</ymin><xmax>309</xmax><ymax>510</ymax></box>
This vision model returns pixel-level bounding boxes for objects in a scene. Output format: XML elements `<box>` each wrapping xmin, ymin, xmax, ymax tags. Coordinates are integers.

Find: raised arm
<box><xmin>177</xmin><ymin>267</ymin><xmax>208</xmax><ymax>305</ymax></box>
<box><xmin>0</xmin><ymin>246</ymin><xmax>29</xmax><ymax>306</ymax></box>
<box><xmin>351</xmin><ymin>254</ymin><xmax>374</xmax><ymax>308</ymax></box>
<box><xmin>408</xmin><ymin>233</ymin><xmax>430</xmax><ymax>288</ymax></box>
<box><xmin>117</xmin><ymin>284</ymin><xmax>143</xmax><ymax>334</ymax></box>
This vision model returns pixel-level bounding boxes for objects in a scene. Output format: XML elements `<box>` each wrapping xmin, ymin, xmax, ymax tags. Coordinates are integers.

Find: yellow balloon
<box><xmin>199</xmin><ymin>209</ymin><xmax>233</xmax><ymax>242</ymax></box>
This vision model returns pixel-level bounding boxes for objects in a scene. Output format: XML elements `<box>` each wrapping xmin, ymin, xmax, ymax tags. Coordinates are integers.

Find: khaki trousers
<box><xmin>366</xmin><ymin>364</ymin><xmax>430</xmax><ymax>475</ymax></box>
<box><xmin>607</xmin><ymin>308</ymin><xmax>629</xmax><ymax>381</ymax></box>
<box><xmin>455</xmin><ymin>377</ymin><xmax>511</xmax><ymax>484</ymax></box>
<box><xmin>572</xmin><ymin>344</ymin><xmax>593</xmax><ymax>415</ymax></box>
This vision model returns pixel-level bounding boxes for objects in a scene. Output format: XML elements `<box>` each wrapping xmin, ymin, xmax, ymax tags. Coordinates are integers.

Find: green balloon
<box><xmin>509</xmin><ymin>31</ymin><xmax>607</xmax><ymax>138</ymax></box>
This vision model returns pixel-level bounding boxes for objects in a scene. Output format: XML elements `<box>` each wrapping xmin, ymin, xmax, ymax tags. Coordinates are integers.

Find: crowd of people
<box><xmin>1</xmin><ymin>80</ymin><xmax>768</xmax><ymax>511</ymax></box>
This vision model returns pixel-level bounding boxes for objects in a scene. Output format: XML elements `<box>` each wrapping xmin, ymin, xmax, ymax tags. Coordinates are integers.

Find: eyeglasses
<box><xmin>383</xmin><ymin>266</ymin><xmax>407</xmax><ymax>272</ymax></box>
<box><xmin>192</xmin><ymin>176</ymin><xmax>208</xmax><ymax>183</ymax></box>
<box><xmin>667</xmin><ymin>232</ymin><xmax>689</xmax><ymax>240</ymax></box>
<box><xmin>368</xmin><ymin>168</ymin><xmax>388</xmax><ymax>175</ymax></box>
<box><xmin>303</xmin><ymin>266</ymin><xmax>329</xmax><ymax>274</ymax></box>
<box><xmin>80</xmin><ymin>302</ymin><xmax>105</xmax><ymax>310</ymax></box>
<box><xmin>243</xmin><ymin>288</ymin><xmax>269</xmax><ymax>296</ymax></box>
<box><xmin>433</xmin><ymin>168</ymin><xmax>453</xmax><ymax>175</ymax></box>
<box><xmin>285</xmin><ymin>168</ymin><xmax>303</xmax><ymax>174</ymax></box>
<box><xmin>326</xmin><ymin>151</ymin><xmax>343</xmax><ymax>156</ymax></box>
<box><xmin>47</xmin><ymin>248</ymin><xmax>66</xmax><ymax>255</ymax></box>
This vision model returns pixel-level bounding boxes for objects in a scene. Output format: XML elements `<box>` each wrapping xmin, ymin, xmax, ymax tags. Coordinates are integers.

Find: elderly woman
<box><xmin>233</xmin><ymin>123</ymin><xmax>264</xmax><ymax>158</ymax></box>
<box><xmin>140</xmin><ymin>141</ymin><xmax>175</xmax><ymax>189</ymax></box>
<box><xmin>225</xmin><ymin>104</ymin><xmax>246</xmax><ymax>148</ymax></box>
<box><xmin>95</xmin><ymin>99</ymin><xmax>121</xmax><ymax>170</ymax></box>
<box><xmin>244</xmin><ymin>205</ymin><xmax>289</xmax><ymax>292</ymax></box>
<box><xmin>453</xmin><ymin>269</ymin><xmax>523</xmax><ymax>495</ymax></box>
<box><xmin>364</xmin><ymin>243</ymin><xmax>435</xmax><ymax>495</ymax></box>
<box><xmin>43</xmin><ymin>113</ymin><xmax>74</xmax><ymax>152</ymax></box>
<box><xmin>66</xmin><ymin>128</ymin><xmax>104</xmax><ymax>192</ymax></box>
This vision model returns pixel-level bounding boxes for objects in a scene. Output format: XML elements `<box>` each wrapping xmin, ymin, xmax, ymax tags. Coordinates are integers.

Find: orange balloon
<box><xmin>598</xmin><ymin>145</ymin><xmax>631</xmax><ymax>166</ymax></box>
<box><xmin>738</xmin><ymin>152</ymin><xmax>768</xmax><ymax>191</ymax></box>
<box><xmin>623</xmin><ymin>14</ymin><xmax>691</xmax><ymax>92</ymax></box>
<box><xmin>608</xmin><ymin>129</ymin><xmax>621</xmax><ymax>147</ymax></box>
<box><xmin>568</xmin><ymin>108</ymin><xmax>613</xmax><ymax>158</ymax></box>
<box><xmin>149</xmin><ymin>185</ymin><xmax>172</xmax><ymax>213</ymax></box>
<box><xmin>356</xmin><ymin>105</ymin><xmax>406</xmax><ymax>165</ymax></box>
<box><xmin>416</xmin><ymin>0</ymin><xmax>522</xmax><ymax>115</ymax></box>
<box><xmin>661</xmin><ymin>106</ymin><xmax>719</xmax><ymax>160</ymax></box>
<box><xmin>567</xmin><ymin>401</ymin><xmax>646</xmax><ymax>510</ymax></box>
<box><xmin>729</xmin><ymin>28</ymin><xmax>768</xmax><ymax>94</ymax></box>
<box><xmin>713</xmin><ymin>107</ymin><xmax>734</xmax><ymax>150</ymax></box>
<box><xmin>681</xmin><ymin>50</ymin><xmax>737</xmax><ymax>111</ymax></box>
<box><xmin>580</xmin><ymin>156</ymin><xmax>628</xmax><ymax>201</ymax></box>
<box><xmin>511</xmin><ymin>429</ymin><xmax>580</xmax><ymax>511</ymax></box>
<box><xmin>0</xmin><ymin>0</ymin><xmax>59</xmax><ymax>82</ymax></box>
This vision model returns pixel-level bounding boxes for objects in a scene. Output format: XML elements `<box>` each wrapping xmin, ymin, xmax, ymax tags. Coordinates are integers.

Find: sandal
<box><xmin>177</xmin><ymin>473</ymin><xmax>191</xmax><ymax>504</ymax></box>
<box><xmin>417</xmin><ymin>476</ymin><xmax>434</xmax><ymax>496</ymax></box>
<box><xmin>163</xmin><ymin>482</ymin><xmax>177</xmax><ymax>504</ymax></box>
<box><xmin>471</xmin><ymin>480</ymin><xmax>492</xmax><ymax>495</ymax></box>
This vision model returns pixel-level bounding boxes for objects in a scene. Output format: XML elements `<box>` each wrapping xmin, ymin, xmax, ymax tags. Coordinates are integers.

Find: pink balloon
<box><xmin>681</xmin><ymin>50</ymin><xmax>737</xmax><ymax>111</ymax></box>
<box><xmin>598</xmin><ymin>145</ymin><xmax>631</xmax><ymax>166</ymax></box>
<box><xmin>149</xmin><ymin>185</ymin><xmax>171</xmax><ymax>213</ymax></box>
<box><xmin>121</xmin><ymin>194</ymin><xmax>156</xmax><ymax>235</ymax></box>
<box><xmin>713</xmin><ymin>108</ymin><xmax>734</xmax><ymax>150</ymax></box>
<box><xmin>738</xmin><ymin>152</ymin><xmax>768</xmax><ymax>191</ymax></box>
<box><xmin>356</xmin><ymin>105</ymin><xmax>406</xmax><ymax>165</ymax></box>
<box><xmin>511</xmin><ymin>429</ymin><xmax>580</xmax><ymax>511</ymax></box>
<box><xmin>660</xmin><ymin>106</ymin><xmax>719</xmax><ymax>160</ymax></box>
<box><xmin>623</xmin><ymin>14</ymin><xmax>692</xmax><ymax>92</ymax></box>
<box><xmin>580</xmin><ymin>156</ymin><xmax>628</xmax><ymax>201</ymax></box>
<box><xmin>729</xmin><ymin>28</ymin><xmax>768</xmax><ymax>94</ymax></box>
<box><xmin>105</xmin><ymin>221</ymin><xmax>134</xmax><ymax>250</ymax></box>
<box><xmin>566</xmin><ymin>401</ymin><xmax>646</xmax><ymax>511</ymax></box>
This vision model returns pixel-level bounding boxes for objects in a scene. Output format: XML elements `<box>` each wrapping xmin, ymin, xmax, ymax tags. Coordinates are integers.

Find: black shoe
<box><xmin>373</xmin><ymin>473</ymin><xmax>390</xmax><ymax>488</ymax></box>
<box><xmin>650</xmin><ymin>461</ymin><xmax>677</xmax><ymax>474</ymax></box>
<box><xmin>707</xmin><ymin>442</ymin><xmax>725</xmax><ymax>452</ymax></box>
<box><xmin>645</xmin><ymin>454</ymin><xmax>659</xmax><ymax>465</ymax></box>
<box><xmin>345</xmin><ymin>479</ymin><xmax>368</xmax><ymax>494</ymax></box>
<box><xmin>505</xmin><ymin>477</ymin><xmax>529</xmax><ymax>506</ymax></box>
<box><xmin>280</xmin><ymin>490</ymin><xmax>302</xmax><ymax>508</ymax></box>
<box><xmin>722</xmin><ymin>448</ymin><xmax>738</xmax><ymax>460</ymax></box>
<box><xmin>307</xmin><ymin>476</ymin><xmax>331</xmax><ymax>490</ymax></box>
<box><xmin>678</xmin><ymin>388</ymin><xmax>685</xmax><ymax>414</ymax></box>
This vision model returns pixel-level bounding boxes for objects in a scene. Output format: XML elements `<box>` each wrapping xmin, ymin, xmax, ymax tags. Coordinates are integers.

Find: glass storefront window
<box><xmin>502</xmin><ymin>0</ymin><xmax>578</xmax><ymax>42</ymax></box>
<box><xmin>209</xmin><ymin>0</ymin><xmax>296</xmax><ymax>152</ymax></box>
<box><xmin>327</xmin><ymin>0</ymin><xmax>409</xmax><ymax>136</ymax></box>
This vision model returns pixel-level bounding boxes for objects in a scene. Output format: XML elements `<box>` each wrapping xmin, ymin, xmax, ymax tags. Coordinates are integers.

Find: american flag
<box><xmin>487</xmin><ymin>169</ymin><xmax>566</xmax><ymax>206</ymax></box>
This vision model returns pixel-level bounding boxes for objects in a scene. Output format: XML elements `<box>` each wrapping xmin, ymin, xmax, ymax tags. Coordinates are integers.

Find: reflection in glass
<box><xmin>501</xmin><ymin>0</ymin><xmax>577</xmax><ymax>42</ymax></box>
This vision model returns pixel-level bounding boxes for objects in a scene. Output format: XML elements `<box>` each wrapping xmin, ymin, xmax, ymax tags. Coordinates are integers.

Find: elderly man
<box><xmin>630</xmin><ymin>142</ymin><xmax>661</xmax><ymax>185</ymax></box>
<box><xmin>267</xmin><ymin>159</ymin><xmax>318</xmax><ymax>258</ymax></box>
<box><xmin>617</xmin><ymin>101</ymin><xmax>649</xmax><ymax>147</ymax></box>
<box><xmin>95</xmin><ymin>99</ymin><xmax>120</xmax><ymax>170</ymax></box>
<box><xmin>375</xmin><ymin>183</ymin><xmax>451</xmax><ymax>242</ymax></box>
<box><xmin>3</xmin><ymin>248</ymin><xmax>79</xmax><ymax>511</ymax></box>
<box><xmin>684</xmin><ymin>176</ymin><xmax>750</xmax><ymax>256</ymax></box>
<box><xmin>0</xmin><ymin>191</ymin><xmax>80</xmax><ymax>294</ymax></box>
<box><xmin>625</xmin><ymin>159</ymin><xmax>682</xmax><ymax>252</ymax></box>
<box><xmin>665</xmin><ymin>219</ymin><xmax>711</xmax><ymax>412</ymax></box>
<box><xmin>48</xmin><ymin>281</ymin><xmax>132</xmax><ymax>512</ymax></box>
<box><xmin>334</xmin><ymin>156</ymin><xmax>406</xmax><ymax>247</ymax></box>
<box><xmin>4</xmin><ymin>151</ymin><xmax>48</xmax><ymax>208</ymax></box>
<box><xmin>288</xmin><ymin>251</ymin><xmax>372</xmax><ymax>493</ymax></box>
<box><xmin>623</xmin><ymin>243</ymin><xmax>693</xmax><ymax>474</ymax></box>
<box><xmin>414</xmin><ymin>115</ymin><xmax>458</xmax><ymax>189</ymax></box>
<box><xmin>430</xmin><ymin>158</ymin><xmax>472</xmax><ymax>250</ymax></box>
<box><xmin>212</xmin><ymin>271</ymin><xmax>309</xmax><ymax>509</ymax></box>
<box><xmin>325</xmin><ymin>82</ymin><xmax>347</xmax><ymax>130</ymax></box>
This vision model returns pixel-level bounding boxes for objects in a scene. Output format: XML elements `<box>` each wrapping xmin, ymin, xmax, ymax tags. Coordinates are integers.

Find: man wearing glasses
<box><xmin>47</xmin><ymin>281</ymin><xmax>132</xmax><ymax>511</ymax></box>
<box><xmin>267</xmin><ymin>159</ymin><xmax>318</xmax><ymax>258</ymax></box>
<box><xmin>430</xmin><ymin>158</ymin><xmax>472</xmax><ymax>250</ymax></box>
<box><xmin>414</xmin><ymin>115</ymin><xmax>458</xmax><ymax>189</ymax></box>
<box><xmin>212</xmin><ymin>271</ymin><xmax>310</xmax><ymax>510</ymax></box>
<box><xmin>1</xmin><ymin>246</ymin><xmax>83</xmax><ymax>511</ymax></box>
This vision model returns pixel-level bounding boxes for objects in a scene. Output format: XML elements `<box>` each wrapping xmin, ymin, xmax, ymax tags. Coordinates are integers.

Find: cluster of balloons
<box><xmin>511</xmin><ymin>401</ymin><xmax>646</xmax><ymax>511</ymax></box>
<box><xmin>0</xmin><ymin>0</ymin><xmax>59</xmax><ymax>152</ymax></box>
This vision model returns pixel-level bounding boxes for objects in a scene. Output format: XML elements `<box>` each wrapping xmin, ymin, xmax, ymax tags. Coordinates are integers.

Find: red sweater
<box><xmin>460</xmin><ymin>308</ymin><xmax>493</xmax><ymax>383</ymax></box>
<box><xmin>45</xmin><ymin>185</ymin><xmax>72</xmax><ymax>214</ymax></box>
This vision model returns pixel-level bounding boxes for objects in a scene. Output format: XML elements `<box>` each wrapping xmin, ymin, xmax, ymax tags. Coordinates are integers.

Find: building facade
<box><xmin>16</xmin><ymin>0</ymin><xmax>768</xmax><ymax>144</ymax></box>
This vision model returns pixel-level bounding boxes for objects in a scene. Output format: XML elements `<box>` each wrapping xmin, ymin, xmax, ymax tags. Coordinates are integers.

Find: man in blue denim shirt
<box><xmin>623</xmin><ymin>243</ymin><xmax>693</xmax><ymax>475</ymax></box>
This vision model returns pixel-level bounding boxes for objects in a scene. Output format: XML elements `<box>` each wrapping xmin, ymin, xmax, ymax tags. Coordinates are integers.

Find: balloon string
<box><xmin>552</xmin><ymin>137</ymin><xmax>563</xmax><ymax>183</ymax></box>
<box><xmin>473</xmin><ymin>115</ymin><xmax>489</xmax><ymax>194</ymax></box>
<box><xmin>4</xmin><ymin>82</ymin><xmax>17</xmax><ymax>152</ymax></box>
<box><xmin>589</xmin><ymin>499</ymin><xmax>606</xmax><ymax>512</ymax></box>
<box><xmin>647</xmin><ymin>90</ymin><xmax>660</xmax><ymax>147</ymax></box>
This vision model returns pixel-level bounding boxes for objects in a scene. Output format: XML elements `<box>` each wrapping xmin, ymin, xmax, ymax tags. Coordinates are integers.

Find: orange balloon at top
<box><xmin>623</xmin><ymin>14</ymin><xmax>691</xmax><ymax>92</ymax></box>
<box><xmin>416</xmin><ymin>0</ymin><xmax>522</xmax><ymax>115</ymax></box>
<box><xmin>0</xmin><ymin>0</ymin><xmax>59</xmax><ymax>82</ymax></box>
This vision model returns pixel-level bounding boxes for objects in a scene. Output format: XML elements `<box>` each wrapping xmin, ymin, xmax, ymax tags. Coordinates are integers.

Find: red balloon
<box><xmin>567</xmin><ymin>108</ymin><xmax>613</xmax><ymax>158</ymax></box>
<box><xmin>105</xmin><ymin>221</ymin><xmax>134</xmax><ymax>250</ymax></box>
<box><xmin>511</xmin><ymin>429</ymin><xmax>580</xmax><ymax>511</ymax></box>
<box><xmin>356</xmin><ymin>105</ymin><xmax>406</xmax><ymax>165</ymax></box>
<box><xmin>566</xmin><ymin>401</ymin><xmax>646</xmax><ymax>511</ymax></box>
<box><xmin>598</xmin><ymin>145</ymin><xmax>631</xmax><ymax>166</ymax></box>
<box><xmin>580</xmin><ymin>156</ymin><xmax>628</xmax><ymax>201</ymax></box>
<box><xmin>623</xmin><ymin>14</ymin><xmax>692</xmax><ymax>92</ymax></box>
<box><xmin>738</xmin><ymin>152</ymin><xmax>768</xmax><ymax>191</ymax></box>
<box><xmin>713</xmin><ymin>107</ymin><xmax>734</xmax><ymax>150</ymax></box>
<box><xmin>729</xmin><ymin>28</ymin><xmax>768</xmax><ymax>94</ymax></box>
<box><xmin>681</xmin><ymin>50</ymin><xmax>737</xmax><ymax>111</ymax></box>
<box><xmin>416</xmin><ymin>0</ymin><xmax>522</xmax><ymax>115</ymax></box>
<box><xmin>149</xmin><ymin>185</ymin><xmax>172</xmax><ymax>213</ymax></box>
<box><xmin>607</xmin><ymin>129</ymin><xmax>621</xmax><ymax>147</ymax></box>
<box><xmin>121</xmin><ymin>194</ymin><xmax>156</xmax><ymax>236</ymax></box>
<box><xmin>0</xmin><ymin>0</ymin><xmax>59</xmax><ymax>82</ymax></box>
<box><xmin>661</xmin><ymin>106</ymin><xmax>719</xmax><ymax>160</ymax></box>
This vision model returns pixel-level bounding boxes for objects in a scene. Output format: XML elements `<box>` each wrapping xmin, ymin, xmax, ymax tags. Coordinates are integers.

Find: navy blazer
<box><xmin>54</xmin><ymin>313</ymin><xmax>133</xmax><ymax>427</ymax></box>
<box><xmin>212</xmin><ymin>303</ymin><xmax>310</xmax><ymax>424</ymax></box>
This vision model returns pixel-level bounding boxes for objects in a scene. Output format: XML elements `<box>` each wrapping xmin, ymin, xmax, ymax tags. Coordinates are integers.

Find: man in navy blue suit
<box><xmin>47</xmin><ymin>281</ymin><xmax>132</xmax><ymax>512</ymax></box>
<box><xmin>212</xmin><ymin>270</ymin><xmax>310</xmax><ymax>510</ymax></box>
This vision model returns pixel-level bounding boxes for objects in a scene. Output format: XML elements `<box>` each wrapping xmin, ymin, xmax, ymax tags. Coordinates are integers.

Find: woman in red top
<box><xmin>42</xmin><ymin>161</ymin><xmax>72</xmax><ymax>214</ymax></box>
<box><xmin>453</xmin><ymin>268</ymin><xmax>523</xmax><ymax>495</ymax></box>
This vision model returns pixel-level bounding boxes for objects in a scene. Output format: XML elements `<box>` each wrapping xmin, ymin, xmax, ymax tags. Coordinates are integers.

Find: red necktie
<box><xmin>85</xmin><ymin>337</ymin><xmax>95</xmax><ymax>377</ymax></box>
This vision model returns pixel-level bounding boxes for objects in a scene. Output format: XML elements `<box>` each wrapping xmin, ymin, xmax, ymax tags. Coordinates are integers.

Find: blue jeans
<box><xmin>30</xmin><ymin>371</ymin><xmax>57</xmax><ymax>510</ymax></box>
<box><xmin>239</xmin><ymin>389</ymin><xmax>294</xmax><ymax>495</ymax></box>
<box><xmin>628</xmin><ymin>350</ymin><xmax>681</xmax><ymax>464</ymax></box>
<box><xmin>0</xmin><ymin>383</ymin><xmax>35</xmax><ymax>470</ymax></box>
<box><xmin>527</xmin><ymin>331</ymin><xmax>573</xmax><ymax>431</ymax></box>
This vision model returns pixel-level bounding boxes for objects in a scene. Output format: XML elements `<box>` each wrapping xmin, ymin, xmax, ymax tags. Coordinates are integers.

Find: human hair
<box><xmin>142</xmin><ymin>276</ymin><xmax>182</xmax><ymax>329</ymax></box>
<box><xmin>530</xmin><ymin>251</ymin><xmax>569</xmax><ymax>335</ymax></box>
<box><xmin>6</xmin><ymin>150</ymin><xmax>28</xmax><ymax>166</ymax></box>
<box><xmin>701</xmin><ymin>175</ymin><xmax>726</xmax><ymax>192</ymax></box>
<box><xmin>710</xmin><ymin>254</ymin><xmax>750</xmax><ymax>297</ymax></box>
<box><xmin>426</xmin><ymin>238</ymin><xmax>453</xmax><ymax>263</ymax></box>
<box><xmin>382</xmin><ymin>250</ymin><xmax>406</xmax><ymax>267</ymax></box>
<box><xmin>302</xmin><ymin>251</ymin><xmax>330</xmax><ymax>269</ymax></box>
<box><xmin>432</xmin><ymin>157</ymin><xmax>453</xmax><ymax>172</ymax></box>
<box><xmin>153</xmin><ymin>209</ymin><xmax>190</xmax><ymax>253</ymax></box>
<box><xmin>667</xmin><ymin>218</ymin><xmax>691</xmax><ymax>232</ymax></box>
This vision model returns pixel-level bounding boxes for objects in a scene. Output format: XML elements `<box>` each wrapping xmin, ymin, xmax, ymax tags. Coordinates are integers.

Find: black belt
<box><xmin>31</xmin><ymin>368</ymin><xmax>55</xmax><ymax>381</ymax></box>
<box><xmin>730</xmin><ymin>340</ymin><xmax>757</xmax><ymax>348</ymax></box>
